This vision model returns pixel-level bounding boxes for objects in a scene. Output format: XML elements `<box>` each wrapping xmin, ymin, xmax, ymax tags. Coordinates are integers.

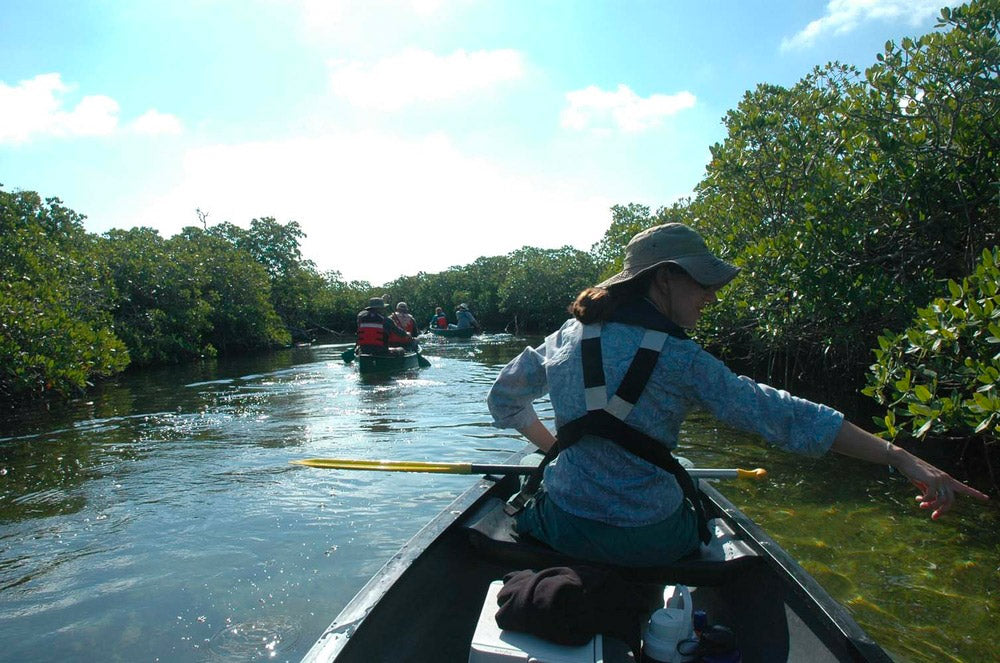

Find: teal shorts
<box><xmin>515</xmin><ymin>489</ymin><xmax>700</xmax><ymax>567</ymax></box>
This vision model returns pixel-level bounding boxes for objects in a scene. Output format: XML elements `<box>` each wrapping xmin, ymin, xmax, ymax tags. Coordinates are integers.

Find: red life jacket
<box><xmin>433</xmin><ymin>314</ymin><xmax>448</xmax><ymax>329</ymax></box>
<box><xmin>386</xmin><ymin>327</ymin><xmax>412</xmax><ymax>346</ymax></box>
<box><xmin>357</xmin><ymin>310</ymin><xmax>387</xmax><ymax>347</ymax></box>
<box><xmin>392</xmin><ymin>312</ymin><xmax>417</xmax><ymax>335</ymax></box>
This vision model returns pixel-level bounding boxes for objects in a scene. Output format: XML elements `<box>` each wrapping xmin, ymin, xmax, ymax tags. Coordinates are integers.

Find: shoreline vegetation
<box><xmin>2</xmin><ymin>2</ymin><xmax>997</xmax><ymax>488</ymax></box>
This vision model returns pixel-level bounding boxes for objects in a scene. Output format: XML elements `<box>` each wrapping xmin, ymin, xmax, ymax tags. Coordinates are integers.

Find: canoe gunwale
<box><xmin>299</xmin><ymin>461</ymin><xmax>522</xmax><ymax>662</ymax></box>
<box><xmin>699</xmin><ymin>481</ymin><xmax>893</xmax><ymax>663</ymax></box>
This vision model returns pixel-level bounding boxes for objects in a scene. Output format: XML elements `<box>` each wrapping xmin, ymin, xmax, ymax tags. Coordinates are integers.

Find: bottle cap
<box><xmin>693</xmin><ymin>610</ymin><xmax>708</xmax><ymax>631</ymax></box>
<box><xmin>643</xmin><ymin>607</ymin><xmax>688</xmax><ymax>662</ymax></box>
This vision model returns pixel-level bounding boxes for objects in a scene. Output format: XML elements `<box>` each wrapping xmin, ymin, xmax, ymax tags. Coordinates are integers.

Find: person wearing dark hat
<box><xmin>356</xmin><ymin>297</ymin><xmax>417</xmax><ymax>354</ymax></box>
<box><xmin>455</xmin><ymin>303</ymin><xmax>481</xmax><ymax>332</ymax></box>
<box><xmin>487</xmin><ymin>223</ymin><xmax>987</xmax><ymax>567</ymax></box>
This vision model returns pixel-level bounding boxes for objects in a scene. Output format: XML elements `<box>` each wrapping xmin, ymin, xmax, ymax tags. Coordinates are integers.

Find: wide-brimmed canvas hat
<box><xmin>597</xmin><ymin>223</ymin><xmax>740</xmax><ymax>289</ymax></box>
<box><xmin>366</xmin><ymin>297</ymin><xmax>386</xmax><ymax>309</ymax></box>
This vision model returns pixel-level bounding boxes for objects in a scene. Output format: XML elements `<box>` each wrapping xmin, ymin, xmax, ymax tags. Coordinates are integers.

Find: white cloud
<box><xmin>61</xmin><ymin>94</ymin><xmax>120</xmax><ymax>137</ymax></box>
<box><xmin>782</xmin><ymin>0</ymin><xmax>944</xmax><ymax>51</ymax></box>
<box><xmin>560</xmin><ymin>84</ymin><xmax>696</xmax><ymax>133</ymax></box>
<box><xmin>130</xmin><ymin>109</ymin><xmax>184</xmax><ymax>136</ymax></box>
<box><xmin>409</xmin><ymin>0</ymin><xmax>446</xmax><ymax>15</ymax></box>
<box><xmin>127</xmin><ymin>131</ymin><xmax>613</xmax><ymax>285</ymax></box>
<box><xmin>0</xmin><ymin>74</ymin><xmax>118</xmax><ymax>142</ymax></box>
<box><xmin>328</xmin><ymin>48</ymin><xmax>525</xmax><ymax>111</ymax></box>
<box><xmin>298</xmin><ymin>0</ymin><xmax>457</xmax><ymax>32</ymax></box>
<box><xmin>0</xmin><ymin>73</ymin><xmax>183</xmax><ymax>143</ymax></box>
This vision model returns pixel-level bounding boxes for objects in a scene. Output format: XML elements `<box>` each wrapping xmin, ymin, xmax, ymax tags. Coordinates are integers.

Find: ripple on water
<box><xmin>207</xmin><ymin>614</ymin><xmax>303</xmax><ymax>661</ymax></box>
<box><xmin>184</xmin><ymin>379</ymin><xmax>235</xmax><ymax>388</ymax></box>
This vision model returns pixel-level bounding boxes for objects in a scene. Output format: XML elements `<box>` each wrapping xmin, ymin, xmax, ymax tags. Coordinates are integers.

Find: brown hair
<box><xmin>569</xmin><ymin>264</ymin><xmax>690</xmax><ymax>324</ymax></box>
<box><xmin>569</xmin><ymin>268</ymin><xmax>652</xmax><ymax>324</ymax></box>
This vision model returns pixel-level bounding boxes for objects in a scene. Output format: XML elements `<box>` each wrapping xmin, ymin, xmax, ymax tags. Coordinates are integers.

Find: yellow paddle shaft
<box><xmin>291</xmin><ymin>458</ymin><xmax>767</xmax><ymax>480</ymax></box>
<box><xmin>292</xmin><ymin>458</ymin><xmax>480</xmax><ymax>474</ymax></box>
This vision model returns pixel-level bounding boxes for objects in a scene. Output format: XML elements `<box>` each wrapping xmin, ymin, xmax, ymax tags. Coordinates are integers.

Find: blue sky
<box><xmin>1</xmin><ymin>0</ymin><xmax>952</xmax><ymax>285</ymax></box>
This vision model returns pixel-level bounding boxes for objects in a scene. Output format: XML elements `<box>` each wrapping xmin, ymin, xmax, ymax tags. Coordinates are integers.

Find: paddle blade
<box><xmin>341</xmin><ymin>348</ymin><xmax>356</xmax><ymax>363</ymax></box>
<box><xmin>417</xmin><ymin>353</ymin><xmax>431</xmax><ymax>368</ymax></box>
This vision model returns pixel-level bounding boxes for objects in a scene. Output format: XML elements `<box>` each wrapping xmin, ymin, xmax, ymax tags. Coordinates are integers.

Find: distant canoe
<box><xmin>429</xmin><ymin>327</ymin><xmax>477</xmax><ymax>338</ymax></box>
<box><xmin>356</xmin><ymin>351</ymin><xmax>421</xmax><ymax>374</ymax></box>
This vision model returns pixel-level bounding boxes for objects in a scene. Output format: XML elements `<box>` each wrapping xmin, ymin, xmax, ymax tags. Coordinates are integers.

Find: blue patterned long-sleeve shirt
<box><xmin>487</xmin><ymin>314</ymin><xmax>844</xmax><ymax>527</ymax></box>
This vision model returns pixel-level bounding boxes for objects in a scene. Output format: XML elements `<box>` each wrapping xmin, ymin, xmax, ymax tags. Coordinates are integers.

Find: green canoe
<box><xmin>357</xmin><ymin>351</ymin><xmax>421</xmax><ymax>374</ymax></box>
<box><xmin>342</xmin><ymin>347</ymin><xmax>429</xmax><ymax>373</ymax></box>
<box><xmin>429</xmin><ymin>327</ymin><xmax>477</xmax><ymax>338</ymax></box>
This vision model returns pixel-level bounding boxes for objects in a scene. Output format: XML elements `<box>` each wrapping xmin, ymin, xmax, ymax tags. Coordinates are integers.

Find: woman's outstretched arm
<box><xmin>830</xmin><ymin>421</ymin><xmax>990</xmax><ymax>519</ymax></box>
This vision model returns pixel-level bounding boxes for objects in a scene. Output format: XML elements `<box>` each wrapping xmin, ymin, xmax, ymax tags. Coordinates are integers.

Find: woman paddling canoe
<box><xmin>487</xmin><ymin>223</ymin><xmax>989</xmax><ymax>567</ymax></box>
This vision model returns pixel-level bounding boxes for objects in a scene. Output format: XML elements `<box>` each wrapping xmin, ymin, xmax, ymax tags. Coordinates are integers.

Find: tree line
<box><xmin>0</xmin><ymin>185</ymin><xmax>600</xmax><ymax>401</ymax></box>
<box><xmin>2</xmin><ymin>2</ymin><xmax>996</xmax><ymax>463</ymax></box>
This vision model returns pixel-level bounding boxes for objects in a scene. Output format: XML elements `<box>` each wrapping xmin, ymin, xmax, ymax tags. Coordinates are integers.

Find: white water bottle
<box><xmin>641</xmin><ymin>584</ymin><xmax>696</xmax><ymax>663</ymax></box>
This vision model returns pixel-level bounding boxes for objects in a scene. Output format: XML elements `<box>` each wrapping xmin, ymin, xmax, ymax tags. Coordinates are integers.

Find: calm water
<box><xmin>0</xmin><ymin>335</ymin><xmax>996</xmax><ymax>662</ymax></box>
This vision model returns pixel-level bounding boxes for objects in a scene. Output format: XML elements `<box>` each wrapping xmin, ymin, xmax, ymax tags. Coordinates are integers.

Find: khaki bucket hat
<box><xmin>597</xmin><ymin>223</ymin><xmax>740</xmax><ymax>289</ymax></box>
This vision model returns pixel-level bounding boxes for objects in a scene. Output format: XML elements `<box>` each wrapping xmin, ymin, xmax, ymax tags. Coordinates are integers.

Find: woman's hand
<box><xmin>831</xmin><ymin>421</ymin><xmax>990</xmax><ymax>519</ymax></box>
<box><xmin>892</xmin><ymin>451</ymin><xmax>990</xmax><ymax>520</ymax></box>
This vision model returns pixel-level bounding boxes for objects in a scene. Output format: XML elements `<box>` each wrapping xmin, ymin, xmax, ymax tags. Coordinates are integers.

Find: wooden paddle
<box><xmin>291</xmin><ymin>457</ymin><xmax>767</xmax><ymax>480</ymax></box>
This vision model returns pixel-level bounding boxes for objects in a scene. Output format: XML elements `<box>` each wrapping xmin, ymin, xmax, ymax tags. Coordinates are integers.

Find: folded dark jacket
<box><xmin>495</xmin><ymin>565</ymin><xmax>647</xmax><ymax>654</ymax></box>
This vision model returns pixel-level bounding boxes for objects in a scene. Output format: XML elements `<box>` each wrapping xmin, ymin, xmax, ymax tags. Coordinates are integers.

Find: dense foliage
<box><xmin>0</xmin><ymin>182</ymin><xmax>600</xmax><ymax>400</ymax></box>
<box><xmin>864</xmin><ymin>247</ymin><xmax>1000</xmax><ymax>447</ymax></box>
<box><xmin>1</xmin><ymin>189</ymin><xmax>128</xmax><ymax>400</ymax></box>
<box><xmin>100</xmin><ymin>227</ymin><xmax>213</xmax><ymax>365</ymax></box>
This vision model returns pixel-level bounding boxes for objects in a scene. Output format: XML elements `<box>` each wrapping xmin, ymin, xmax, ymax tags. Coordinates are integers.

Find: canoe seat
<box><xmin>463</xmin><ymin>497</ymin><xmax>761</xmax><ymax>587</ymax></box>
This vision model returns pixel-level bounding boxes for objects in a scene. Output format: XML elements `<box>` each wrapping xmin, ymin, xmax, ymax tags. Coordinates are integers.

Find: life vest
<box><xmin>510</xmin><ymin>319</ymin><xmax>711</xmax><ymax>545</ymax></box>
<box><xmin>357</xmin><ymin>310</ymin><xmax>387</xmax><ymax>347</ymax></box>
<box><xmin>391</xmin><ymin>312</ymin><xmax>417</xmax><ymax>335</ymax></box>
<box><xmin>433</xmin><ymin>314</ymin><xmax>448</xmax><ymax>329</ymax></box>
<box><xmin>386</xmin><ymin>326</ymin><xmax>412</xmax><ymax>347</ymax></box>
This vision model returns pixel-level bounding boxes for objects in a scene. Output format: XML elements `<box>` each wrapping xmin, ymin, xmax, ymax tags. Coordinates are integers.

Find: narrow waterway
<box><xmin>0</xmin><ymin>335</ymin><xmax>995</xmax><ymax>662</ymax></box>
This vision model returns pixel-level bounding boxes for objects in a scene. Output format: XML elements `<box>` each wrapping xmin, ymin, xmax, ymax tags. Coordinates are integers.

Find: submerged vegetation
<box><xmin>2</xmin><ymin>3</ymin><xmax>997</xmax><ymax>469</ymax></box>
